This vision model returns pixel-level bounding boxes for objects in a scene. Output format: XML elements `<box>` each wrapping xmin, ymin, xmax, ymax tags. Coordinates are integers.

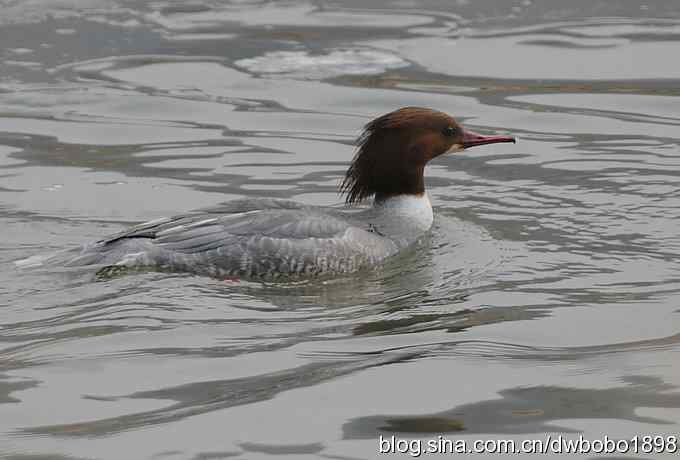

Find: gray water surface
<box><xmin>1</xmin><ymin>1</ymin><xmax>680</xmax><ymax>459</ymax></box>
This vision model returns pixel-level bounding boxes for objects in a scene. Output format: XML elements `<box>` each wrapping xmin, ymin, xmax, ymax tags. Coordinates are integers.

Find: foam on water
<box><xmin>235</xmin><ymin>49</ymin><xmax>408</xmax><ymax>79</ymax></box>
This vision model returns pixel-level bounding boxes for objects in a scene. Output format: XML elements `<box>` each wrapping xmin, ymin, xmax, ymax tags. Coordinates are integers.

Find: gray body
<box><xmin>56</xmin><ymin>196</ymin><xmax>434</xmax><ymax>279</ymax></box>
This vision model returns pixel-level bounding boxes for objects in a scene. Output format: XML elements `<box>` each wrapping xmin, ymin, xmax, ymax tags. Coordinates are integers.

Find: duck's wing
<box><xmin>95</xmin><ymin>201</ymin><xmax>396</xmax><ymax>277</ymax></box>
<box><xmin>98</xmin><ymin>198</ymin><xmax>317</xmax><ymax>245</ymax></box>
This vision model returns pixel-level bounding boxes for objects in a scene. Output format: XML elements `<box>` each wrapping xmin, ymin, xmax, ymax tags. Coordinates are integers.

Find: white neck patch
<box><xmin>374</xmin><ymin>194</ymin><xmax>434</xmax><ymax>232</ymax></box>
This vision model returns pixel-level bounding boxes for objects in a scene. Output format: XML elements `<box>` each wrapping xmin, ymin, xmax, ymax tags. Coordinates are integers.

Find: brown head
<box><xmin>340</xmin><ymin>107</ymin><xmax>515</xmax><ymax>204</ymax></box>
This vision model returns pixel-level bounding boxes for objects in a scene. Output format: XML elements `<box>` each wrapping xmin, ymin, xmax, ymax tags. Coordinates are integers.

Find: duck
<box><xmin>36</xmin><ymin>107</ymin><xmax>515</xmax><ymax>279</ymax></box>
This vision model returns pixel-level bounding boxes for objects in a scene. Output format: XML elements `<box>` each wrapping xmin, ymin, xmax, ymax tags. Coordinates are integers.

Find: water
<box><xmin>1</xmin><ymin>1</ymin><xmax>680</xmax><ymax>459</ymax></box>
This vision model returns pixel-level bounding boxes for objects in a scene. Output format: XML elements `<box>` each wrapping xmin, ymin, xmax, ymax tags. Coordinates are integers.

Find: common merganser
<box><xmin>34</xmin><ymin>107</ymin><xmax>515</xmax><ymax>279</ymax></box>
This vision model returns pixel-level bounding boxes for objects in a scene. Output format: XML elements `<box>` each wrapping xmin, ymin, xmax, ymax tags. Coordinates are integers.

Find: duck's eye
<box><xmin>442</xmin><ymin>126</ymin><xmax>458</xmax><ymax>137</ymax></box>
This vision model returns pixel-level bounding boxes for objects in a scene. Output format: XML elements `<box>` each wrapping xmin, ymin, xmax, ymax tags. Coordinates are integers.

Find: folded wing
<box><xmin>92</xmin><ymin>199</ymin><xmax>396</xmax><ymax>278</ymax></box>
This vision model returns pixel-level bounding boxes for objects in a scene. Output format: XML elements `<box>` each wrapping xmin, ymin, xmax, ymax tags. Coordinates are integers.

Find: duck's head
<box><xmin>340</xmin><ymin>107</ymin><xmax>515</xmax><ymax>204</ymax></box>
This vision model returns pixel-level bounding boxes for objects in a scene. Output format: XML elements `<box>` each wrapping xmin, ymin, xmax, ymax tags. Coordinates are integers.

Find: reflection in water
<box><xmin>0</xmin><ymin>375</ymin><xmax>39</xmax><ymax>404</ymax></box>
<box><xmin>1</xmin><ymin>0</ymin><xmax>680</xmax><ymax>459</ymax></box>
<box><xmin>22</xmin><ymin>352</ymin><xmax>413</xmax><ymax>437</ymax></box>
<box><xmin>344</xmin><ymin>376</ymin><xmax>680</xmax><ymax>437</ymax></box>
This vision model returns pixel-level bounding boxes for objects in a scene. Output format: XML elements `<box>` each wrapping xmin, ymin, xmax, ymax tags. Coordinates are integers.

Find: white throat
<box><xmin>374</xmin><ymin>193</ymin><xmax>434</xmax><ymax>233</ymax></box>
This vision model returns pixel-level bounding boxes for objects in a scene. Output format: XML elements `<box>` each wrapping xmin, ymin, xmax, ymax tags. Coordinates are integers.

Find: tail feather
<box><xmin>15</xmin><ymin>239</ymin><xmax>154</xmax><ymax>270</ymax></box>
